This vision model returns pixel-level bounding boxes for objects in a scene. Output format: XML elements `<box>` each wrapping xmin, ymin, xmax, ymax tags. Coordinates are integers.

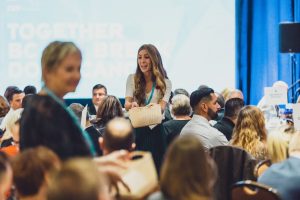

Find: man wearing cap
<box><xmin>180</xmin><ymin>87</ymin><xmax>228</xmax><ymax>150</ymax></box>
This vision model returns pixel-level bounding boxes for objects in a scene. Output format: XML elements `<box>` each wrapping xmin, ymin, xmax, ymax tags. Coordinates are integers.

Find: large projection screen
<box><xmin>0</xmin><ymin>0</ymin><xmax>235</xmax><ymax>98</ymax></box>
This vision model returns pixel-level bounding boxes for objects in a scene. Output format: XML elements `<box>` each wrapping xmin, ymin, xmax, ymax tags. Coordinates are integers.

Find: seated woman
<box><xmin>148</xmin><ymin>135</ymin><xmax>216</xmax><ymax>200</ymax></box>
<box><xmin>267</xmin><ymin>125</ymin><xmax>296</xmax><ymax>163</ymax></box>
<box><xmin>162</xmin><ymin>94</ymin><xmax>191</xmax><ymax>146</ymax></box>
<box><xmin>230</xmin><ymin>106</ymin><xmax>268</xmax><ymax>160</ymax></box>
<box><xmin>93</xmin><ymin>95</ymin><xmax>124</xmax><ymax>135</ymax></box>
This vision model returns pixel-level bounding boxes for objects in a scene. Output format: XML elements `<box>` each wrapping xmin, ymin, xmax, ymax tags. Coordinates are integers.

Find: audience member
<box><xmin>164</xmin><ymin>88</ymin><xmax>190</xmax><ymax>121</ymax></box>
<box><xmin>47</xmin><ymin>158</ymin><xmax>111</xmax><ymax>200</ymax></box>
<box><xmin>0</xmin><ymin>152</ymin><xmax>12</xmax><ymax>200</ymax></box>
<box><xmin>12</xmin><ymin>146</ymin><xmax>61</xmax><ymax>200</ymax></box>
<box><xmin>68</xmin><ymin>103</ymin><xmax>104</xmax><ymax>156</ymax></box>
<box><xmin>174</xmin><ymin>88</ymin><xmax>190</xmax><ymax>97</ymax></box>
<box><xmin>230</xmin><ymin>106</ymin><xmax>267</xmax><ymax>160</ymax></box>
<box><xmin>3</xmin><ymin>86</ymin><xmax>24</xmax><ymax>111</ymax></box>
<box><xmin>89</xmin><ymin>84</ymin><xmax>107</xmax><ymax>116</ymax></box>
<box><xmin>23</xmin><ymin>85</ymin><xmax>37</xmax><ymax>95</ymax></box>
<box><xmin>259</xmin><ymin>132</ymin><xmax>300</xmax><ymax>200</ymax></box>
<box><xmin>198</xmin><ymin>85</ymin><xmax>210</xmax><ymax>90</ymax></box>
<box><xmin>94</xmin><ymin>95</ymin><xmax>124</xmax><ymax>135</ymax></box>
<box><xmin>163</xmin><ymin>94</ymin><xmax>191</xmax><ymax>146</ymax></box>
<box><xmin>20</xmin><ymin>41</ymin><xmax>95</xmax><ymax>160</ymax></box>
<box><xmin>220</xmin><ymin>88</ymin><xmax>234</xmax><ymax>101</ymax></box>
<box><xmin>267</xmin><ymin>125</ymin><xmax>296</xmax><ymax>163</ymax></box>
<box><xmin>148</xmin><ymin>135</ymin><xmax>216</xmax><ymax>200</ymax></box>
<box><xmin>124</xmin><ymin>44</ymin><xmax>172</xmax><ymax>172</ymax></box>
<box><xmin>226</xmin><ymin>89</ymin><xmax>244</xmax><ymax>100</ymax></box>
<box><xmin>0</xmin><ymin>96</ymin><xmax>9</xmax><ymax>125</ymax></box>
<box><xmin>181</xmin><ymin>87</ymin><xmax>228</xmax><ymax>150</ymax></box>
<box><xmin>21</xmin><ymin>94</ymin><xmax>35</xmax><ymax>108</ymax></box>
<box><xmin>213</xmin><ymin>92</ymin><xmax>225</xmax><ymax>123</ymax></box>
<box><xmin>0</xmin><ymin>108</ymin><xmax>22</xmax><ymax>155</ymax></box>
<box><xmin>214</xmin><ymin>98</ymin><xmax>244</xmax><ymax>140</ymax></box>
<box><xmin>99</xmin><ymin>117</ymin><xmax>135</xmax><ymax>155</ymax></box>
<box><xmin>1</xmin><ymin>87</ymin><xmax>24</xmax><ymax>134</ymax></box>
<box><xmin>68</xmin><ymin>103</ymin><xmax>85</xmax><ymax>121</ymax></box>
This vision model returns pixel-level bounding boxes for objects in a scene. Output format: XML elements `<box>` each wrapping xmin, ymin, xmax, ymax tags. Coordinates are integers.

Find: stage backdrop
<box><xmin>0</xmin><ymin>0</ymin><xmax>235</xmax><ymax>98</ymax></box>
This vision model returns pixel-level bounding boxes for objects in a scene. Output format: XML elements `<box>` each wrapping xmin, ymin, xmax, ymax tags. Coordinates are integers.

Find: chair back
<box><xmin>209</xmin><ymin>145</ymin><xmax>257</xmax><ymax>200</ymax></box>
<box><xmin>231</xmin><ymin>180</ymin><xmax>281</xmax><ymax>200</ymax></box>
<box><xmin>254</xmin><ymin>159</ymin><xmax>272</xmax><ymax>178</ymax></box>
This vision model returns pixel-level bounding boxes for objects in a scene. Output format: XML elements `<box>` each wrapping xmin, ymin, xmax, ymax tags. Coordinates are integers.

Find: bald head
<box><xmin>101</xmin><ymin>118</ymin><xmax>134</xmax><ymax>155</ymax></box>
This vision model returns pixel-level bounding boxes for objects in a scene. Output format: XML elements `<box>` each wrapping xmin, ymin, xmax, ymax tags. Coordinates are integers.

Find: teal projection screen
<box><xmin>0</xmin><ymin>0</ymin><xmax>235</xmax><ymax>98</ymax></box>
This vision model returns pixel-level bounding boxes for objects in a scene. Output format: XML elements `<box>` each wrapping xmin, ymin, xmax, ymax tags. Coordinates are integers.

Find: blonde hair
<box><xmin>160</xmin><ymin>135</ymin><xmax>216</xmax><ymax>200</ymax></box>
<box><xmin>41</xmin><ymin>41</ymin><xmax>82</xmax><ymax>81</ymax></box>
<box><xmin>267</xmin><ymin>125</ymin><xmax>295</xmax><ymax>163</ymax></box>
<box><xmin>220</xmin><ymin>88</ymin><xmax>234</xmax><ymax>101</ymax></box>
<box><xmin>231</xmin><ymin>106</ymin><xmax>267</xmax><ymax>159</ymax></box>
<box><xmin>289</xmin><ymin>132</ymin><xmax>300</xmax><ymax>154</ymax></box>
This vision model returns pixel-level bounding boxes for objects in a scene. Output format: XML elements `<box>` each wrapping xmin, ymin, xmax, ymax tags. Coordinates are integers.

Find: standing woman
<box><xmin>125</xmin><ymin>44</ymin><xmax>172</xmax><ymax>171</ymax></box>
<box><xmin>20</xmin><ymin>41</ymin><xmax>95</xmax><ymax>160</ymax></box>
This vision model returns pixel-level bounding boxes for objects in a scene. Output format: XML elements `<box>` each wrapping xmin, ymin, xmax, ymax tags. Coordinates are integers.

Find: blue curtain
<box><xmin>236</xmin><ymin>0</ymin><xmax>300</xmax><ymax>105</ymax></box>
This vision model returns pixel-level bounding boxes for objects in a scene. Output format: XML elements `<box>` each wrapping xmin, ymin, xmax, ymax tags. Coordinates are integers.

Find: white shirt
<box><xmin>180</xmin><ymin>114</ymin><xmax>228</xmax><ymax>150</ymax></box>
<box><xmin>125</xmin><ymin>74</ymin><xmax>172</xmax><ymax>104</ymax></box>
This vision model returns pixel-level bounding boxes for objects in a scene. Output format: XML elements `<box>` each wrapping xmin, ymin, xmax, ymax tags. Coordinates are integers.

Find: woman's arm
<box><xmin>159</xmin><ymin>100</ymin><xmax>167</xmax><ymax>112</ymax></box>
<box><xmin>160</xmin><ymin>79</ymin><xmax>172</xmax><ymax>112</ymax></box>
<box><xmin>125</xmin><ymin>74</ymin><xmax>139</xmax><ymax>111</ymax></box>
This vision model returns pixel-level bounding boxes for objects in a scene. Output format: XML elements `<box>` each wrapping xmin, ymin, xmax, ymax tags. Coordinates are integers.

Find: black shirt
<box><xmin>213</xmin><ymin>117</ymin><xmax>235</xmax><ymax>141</ymax></box>
<box><xmin>163</xmin><ymin>119</ymin><xmax>190</xmax><ymax>146</ymax></box>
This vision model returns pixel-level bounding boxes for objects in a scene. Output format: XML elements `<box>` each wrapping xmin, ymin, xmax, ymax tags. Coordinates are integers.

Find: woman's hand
<box><xmin>131</xmin><ymin>101</ymin><xmax>139</xmax><ymax>108</ymax></box>
<box><xmin>125</xmin><ymin>97</ymin><xmax>139</xmax><ymax>111</ymax></box>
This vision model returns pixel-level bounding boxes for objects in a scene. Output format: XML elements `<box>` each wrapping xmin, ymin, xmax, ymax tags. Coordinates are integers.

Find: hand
<box><xmin>93</xmin><ymin>150</ymin><xmax>131</xmax><ymax>193</ymax></box>
<box><xmin>131</xmin><ymin>101</ymin><xmax>139</xmax><ymax>108</ymax></box>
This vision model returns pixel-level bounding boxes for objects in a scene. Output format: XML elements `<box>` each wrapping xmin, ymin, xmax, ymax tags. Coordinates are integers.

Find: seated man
<box><xmin>258</xmin><ymin>132</ymin><xmax>300</xmax><ymax>200</ymax></box>
<box><xmin>1</xmin><ymin>87</ymin><xmax>24</xmax><ymax>146</ymax></box>
<box><xmin>214</xmin><ymin>98</ymin><xmax>244</xmax><ymax>140</ymax></box>
<box><xmin>89</xmin><ymin>84</ymin><xmax>107</xmax><ymax>116</ymax></box>
<box><xmin>180</xmin><ymin>87</ymin><xmax>228</xmax><ymax>150</ymax></box>
<box><xmin>99</xmin><ymin>117</ymin><xmax>135</xmax><ymax>155</ymax></box>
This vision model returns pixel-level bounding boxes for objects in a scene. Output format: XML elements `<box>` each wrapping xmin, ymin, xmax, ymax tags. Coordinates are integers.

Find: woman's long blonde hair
<box><xmin>134</xmin><ymin>44</ymin><xmax>168</xmax><ymax>106</ymax></box>
<box><xmin>160</xmin><ymin>135</ymin><xmax>216</xmax><ymax>200</ymax></box>
<box><xmin>267</xmin><ymin>125</ymin><xmax>296</xmax><ymax>163</ymax></box>
<box><xmin>231</xmin><ymin>106</ymin><xmax>267</xmax><ymax>159</ymax></box>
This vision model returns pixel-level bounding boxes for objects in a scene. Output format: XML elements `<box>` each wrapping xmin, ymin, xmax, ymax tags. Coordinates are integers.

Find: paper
<box><xmin>81</xmin><ymin>105</ymin><xmax>88</xmax><ymax>128</ymax></box>
<box><xmin>293</xmin><ymin>104</ymin><xmax>300</xmax><ymax>131</ymax></box>
<box><xmin>264</xmin><ymin>87</ymin><xmax>288</xmax><ymax>105</ymax></box>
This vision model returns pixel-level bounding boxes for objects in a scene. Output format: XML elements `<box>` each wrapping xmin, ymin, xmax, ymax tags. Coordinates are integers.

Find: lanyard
<box><xmin>145</xmin><ymin>82</ymin><xmax>156</xmax><ymax>105</ymax></box>
<box><xmin>43</xmin><ymin>87</ymin><xmax>96</xmax><ymax>156</ymax></box>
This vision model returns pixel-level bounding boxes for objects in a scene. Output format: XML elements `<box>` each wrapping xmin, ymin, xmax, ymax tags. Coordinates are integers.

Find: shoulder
<box><xmin>127</xmin><ymin>74</ymin><xmax>135</xmax><ymax>81</ymax></box>
<box><xmin>164</xmin><ymin>78</ymin><xmax>172</xmax><ymax>86</ymax></box>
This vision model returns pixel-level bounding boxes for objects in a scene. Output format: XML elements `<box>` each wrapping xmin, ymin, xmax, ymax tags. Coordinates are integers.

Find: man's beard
<box><xmin>208</xmin><ymin>107</ymin><xmax>218</xmax><ymax>120</ymax></box>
